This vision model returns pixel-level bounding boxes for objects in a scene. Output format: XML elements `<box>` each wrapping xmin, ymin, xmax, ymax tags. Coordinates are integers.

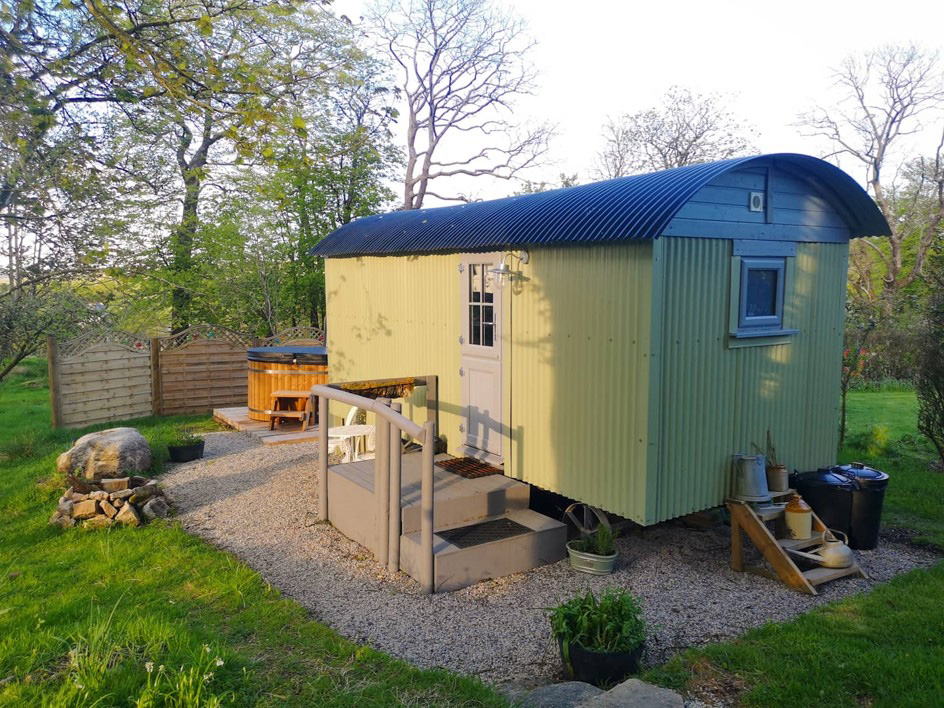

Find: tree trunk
<box><xmin>170</xmin><ymin>173</ymin><xmax>200</xmax><ymax>333</ymax></box>
<box><xmin>839</xmin><ymin>381</ymin><xmax>849</xmax><ymax>448</ymax></box>
<box><xmin>0</xmin><ymin>348</ymin><xmax>31</xmax><ymax>384</ymax></box>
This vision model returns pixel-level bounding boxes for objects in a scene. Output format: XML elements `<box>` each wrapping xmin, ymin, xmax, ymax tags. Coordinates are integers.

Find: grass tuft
<box><xmin>0</xmin><ymin>431</ymin><xmax>38</xmax><ymax>463</ymax></box>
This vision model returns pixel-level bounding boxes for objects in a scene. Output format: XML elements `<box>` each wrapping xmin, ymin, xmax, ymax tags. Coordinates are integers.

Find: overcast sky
<box><xmin>333</xmin><ymin>0</ymin><xmax>944</xmax><ymax>203</ymax></box>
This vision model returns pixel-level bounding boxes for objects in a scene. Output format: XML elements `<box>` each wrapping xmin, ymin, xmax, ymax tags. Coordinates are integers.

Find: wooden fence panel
<box><xmin>51</xmin><ymin>335</ymin><xmax>153</xmax><ymax>428</ymax></box>
<box><xmin>50</xmin><ymin>325</ymin><xmax>326</xmax><ymax>426</ymax></box>
<box><xmin>157</xmin><ymin>326</ymin><xmax>254</xmax><ymax>416</ymax></box>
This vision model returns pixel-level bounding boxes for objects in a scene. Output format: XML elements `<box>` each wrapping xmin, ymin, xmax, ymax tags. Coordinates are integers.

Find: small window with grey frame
<box><xmin>738</xmin><ymin>257</ymin><xmax>785</xmax><ymax>333</ymax></box>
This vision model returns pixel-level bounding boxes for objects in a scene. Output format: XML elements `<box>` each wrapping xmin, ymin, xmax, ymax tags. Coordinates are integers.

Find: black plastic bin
<box><xmin>789</xmin><ymin>463</ymin><xmax>889</xmax><ymax>550</ymax></box>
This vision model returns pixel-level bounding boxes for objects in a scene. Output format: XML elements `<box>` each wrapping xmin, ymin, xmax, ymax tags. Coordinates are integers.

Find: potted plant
<box><xmin>754</xmin><ymin>430</ymin><xmax>788</xmax><ymax>493</ymax></box>
<box><xmin>566</xmin><ymin>523</ymin><xmax>618</xmax><ymax>575</ymax></box>
<box><xmin>548</xmin><ymin>589</ymin><xmax>646</xmax><ymax>686</ymax></box>
<box><xmin>167</xmin><ymin>431</ymin><xmax>205</xmax><ymax>463</ymax></box>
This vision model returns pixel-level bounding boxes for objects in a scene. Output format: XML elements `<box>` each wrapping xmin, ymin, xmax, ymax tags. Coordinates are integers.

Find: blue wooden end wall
<box><xmin>663</xmin><ymin>164</ymin><xmax>853</xmax><ymax>243</ymax></box>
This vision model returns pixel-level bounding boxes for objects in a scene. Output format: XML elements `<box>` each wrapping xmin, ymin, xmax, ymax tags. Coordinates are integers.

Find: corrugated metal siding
<box><xmin>312</xmin><ymin>154</ymin><xmax>888</xmax><ymax>258</ymax></box>
<box><xmin>324</xmin><ymin>255</ymin><xmax>464</xmax><ymax>451</ymax></box>
<box><xmin>651</xmin><ymin>239</ymin><xmax>849</xmax><ymax>522</ymax></box>
<box><xmin>507</xmin><ymin>243</ymin><xmax>654</xmax><ymax>524</ymax></box>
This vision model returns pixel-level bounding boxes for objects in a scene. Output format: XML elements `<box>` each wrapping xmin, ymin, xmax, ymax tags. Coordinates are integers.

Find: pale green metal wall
<box><xmin>648</xmin><ymin>238</ymin><xmax>849</xmax><ymax>522</ymax></box>
<box><xmin>506</xmin><ymin>243</ymin><xmax>655</xmax><ymax>524</ymax></box>
<box><xmin>324</xmin><ymin>254</ymin><xmax>464</xmax><ymax>453</ymax></box>
<box><xmin>324</xmin><ymin>238</ymin><xmax>848</xmax><ymax>527</ymax></box>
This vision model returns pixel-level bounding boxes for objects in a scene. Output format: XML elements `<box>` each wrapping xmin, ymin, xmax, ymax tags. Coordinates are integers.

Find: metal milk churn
<box><xmin>733</xmin><ymin>454</ymin><xmax>771</xmax><ymax>502</ymax></box>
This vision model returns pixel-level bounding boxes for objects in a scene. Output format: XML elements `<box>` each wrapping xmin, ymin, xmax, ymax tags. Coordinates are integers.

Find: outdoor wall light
<box><xmin>489</xmin><ymin>250</ymin><xmax>529</xmax><ymax>285</ymax></box>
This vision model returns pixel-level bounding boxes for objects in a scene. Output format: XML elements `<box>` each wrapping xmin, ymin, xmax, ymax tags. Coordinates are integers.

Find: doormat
<box><xmin>436</xmin><ymin>517</ymin><xmax>531</xmax><ymax>549</ymax></box>
<box><xmin>436</xmin><ymin>456</ymin><xmax>504</xmax><ymax>479</ymax></box>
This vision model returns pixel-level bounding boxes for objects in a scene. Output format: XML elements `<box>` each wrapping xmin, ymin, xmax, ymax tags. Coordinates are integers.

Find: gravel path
<box><xmin>161</xmin><ymin>431</ymin><xmax>940</xmax><ymax>690</ymax></box>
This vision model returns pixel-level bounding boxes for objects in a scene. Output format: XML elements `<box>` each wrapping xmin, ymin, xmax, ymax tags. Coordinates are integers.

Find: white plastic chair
<box><xmin>327</xmin><ymin>407</ymin><xmax>375</xmax><ymax>462</ymax></box>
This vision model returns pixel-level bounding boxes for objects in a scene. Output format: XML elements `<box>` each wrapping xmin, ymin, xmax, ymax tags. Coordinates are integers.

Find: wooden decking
<box><xmin>213</xmin><ymin>406</ymin><xmax>321</xmax><ymax>445</ymax></box>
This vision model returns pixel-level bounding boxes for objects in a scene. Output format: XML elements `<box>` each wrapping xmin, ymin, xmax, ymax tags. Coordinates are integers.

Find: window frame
<box><xmin>728</xmin><ymin>244</ymin><xmax>799</xmax><ymax>345</ymax></box>
<box><xmin>738</xmin><ymin>257</ymin><xmax>786</xmax><ymax>333</ymax></box>
<box><xmin>466</xmin><ymin>262</ymin><xmax>497</xmax><ymax>349</ymax></box>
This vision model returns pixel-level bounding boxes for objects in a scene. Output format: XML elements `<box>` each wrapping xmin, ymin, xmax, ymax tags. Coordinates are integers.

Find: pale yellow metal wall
<box><xmin>324</xmin><ymin>254</ymin><xmax>464</xmax><ymax>451</ymax></box>
<box><xmin>650</xmin><ymin>238</ymin><xmax>849</xmax><ymax>522</ymax></box>
<box><xmin>506</xmin><ymin>243</ymin><xmax>655</xmax><ymax>524</ymax></box>
<box><xmin>325</xmin><ymin>238</ymin><xmax>848</xmax><ymax>527</ymax></box>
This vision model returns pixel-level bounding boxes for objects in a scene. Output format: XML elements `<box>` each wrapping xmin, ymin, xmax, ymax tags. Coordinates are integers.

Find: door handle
<box><xmin>458</xmin><ymin>367</ymin><xmax>464</xmax><ymax>376</ymax></box>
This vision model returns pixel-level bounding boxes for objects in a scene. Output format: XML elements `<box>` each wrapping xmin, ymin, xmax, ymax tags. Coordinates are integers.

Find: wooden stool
<box><xmin>268</xmin><ymin>390</ymin><xmax>316</xmax><ymax>431</ymax></box>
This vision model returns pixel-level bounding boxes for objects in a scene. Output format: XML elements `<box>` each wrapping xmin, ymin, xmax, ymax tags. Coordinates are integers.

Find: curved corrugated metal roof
<box><xmin>311</xmin><ymin>153</ymin><xmax>890</xmax><ymax>258</ymax></box>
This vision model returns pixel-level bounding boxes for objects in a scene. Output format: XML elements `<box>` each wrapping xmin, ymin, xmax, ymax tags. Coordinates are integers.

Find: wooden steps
<box><xmin>727</xmin><ymin>498</ymin><xmax>867</xmax><ymax>595</ymax></box>
<box><xmin>328</xmin><ymin>453</ymin><xmax>565</xmax><ymax>591</ymax></box>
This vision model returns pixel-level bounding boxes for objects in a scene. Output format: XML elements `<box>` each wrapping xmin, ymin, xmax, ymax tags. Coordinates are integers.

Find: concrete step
<box><xmin>400</xmin><ymin>470</ymin><xmax>529</xmax><ymax>535</ymax></box>
<box><xmin>399</xmin><ymin>508</ymin><xmax>567</xmax><ymax>592</ymax></box>
<box><xmin>326</xmin><ymin>454</ymin><xmax>530</xmax><ymax>557</ymax></box>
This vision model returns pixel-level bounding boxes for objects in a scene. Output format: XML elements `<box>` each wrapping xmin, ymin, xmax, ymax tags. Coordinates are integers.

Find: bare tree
<box><xmin>801</xmin><ymin>45</ymin><xmax>944</xmax><ymax>298</ymax></box>
<box><xmin>369</xmin><ymin>0</ymin><xmax>552</xmax><ymax>209</ymax></box>
<box><xmin>593</xmin><ymin>87</ymin><xmax>757</xmax><ymax>179</ymax></box>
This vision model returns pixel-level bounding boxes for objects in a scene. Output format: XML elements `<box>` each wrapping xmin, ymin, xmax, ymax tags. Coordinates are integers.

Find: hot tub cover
<box><xmin>247</xmin><ymin>346</ymin><xmax>327</xmax><ymax>364</ymax></box>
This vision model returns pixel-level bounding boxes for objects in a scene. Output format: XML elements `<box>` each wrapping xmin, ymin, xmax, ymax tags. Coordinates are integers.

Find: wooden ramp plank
<box><xmin>779</xmin><ymin>531</ymin><xmax>826</xmax><ymax>551</ymax></box>
<box><xmin>803</xmin><ymin>565</ymin><xmax>866</xmax><ymax>586</ymax></box>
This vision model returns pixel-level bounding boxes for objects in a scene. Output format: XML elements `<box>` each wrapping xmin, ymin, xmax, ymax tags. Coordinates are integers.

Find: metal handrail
<box><xmin>311</xmin><ymin>382</ymin><xmax>436</xmax><ymax>594</ymax></box>
<box><xmin>310</xmin><ymin>384</ymin><xmax>425</xmax><ymax>440</ymax></box>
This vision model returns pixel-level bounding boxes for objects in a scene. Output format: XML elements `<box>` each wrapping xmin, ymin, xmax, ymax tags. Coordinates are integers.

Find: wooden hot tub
<box><xmin>247</xmin><ymin>346</ymin><xmax>328</xmax><ymax>421</ymax></box>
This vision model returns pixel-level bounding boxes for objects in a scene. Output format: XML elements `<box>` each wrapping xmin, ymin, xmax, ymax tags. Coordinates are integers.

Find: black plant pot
<box><xmin>167</xmin><ymin>440</ymin><xmax>205</xmax><ymax>463</ymax></box>
<box><xmin>558</xmin><ymin>637</ymin><xmax>644</xmax><ymax>686</ymax></box>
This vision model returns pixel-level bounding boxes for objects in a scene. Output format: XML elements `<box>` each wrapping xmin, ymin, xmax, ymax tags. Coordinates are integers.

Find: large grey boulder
<box><xmin>56</xmin><ymin>428</ymin><xmax>151</xmax><ymax>480</ymax></box>
<box><xmin>522</xmin><ymin>682</ymin><xmax>604</xmax><ymax>707</ymax></box>
<box><xmin>579</xmin><ymin>678</ymin><xmax>683</xmax><ymax>707</ymax></box>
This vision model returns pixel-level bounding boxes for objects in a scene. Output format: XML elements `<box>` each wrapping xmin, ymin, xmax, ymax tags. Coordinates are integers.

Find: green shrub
<box><xmin>845</xmin><ymin>424</ymin><xmax>891</xmax><ymax>458</ymax></box>
<box><xmin>548</xmin><ymin>589</ymin><xmax>646</xmax><ymax>655</ymax></box>
<box><xmin>849</xmin><ymin>377</ymin><xmax>915</xmax><ymax>392</ymax></box>
<box><xmin>569</xmin><ymin>523</ymin><xmax>617</xmax><ymax>556</ymax></box>
<box><xmin>169</xmin><ymin>431</ymin><xmax>203</xmax><ymax>447</ymax></box>
<box><xmin>916</xmin><ymin>291</ymin><xmax>944</xmax><ymax>466</ymax></box>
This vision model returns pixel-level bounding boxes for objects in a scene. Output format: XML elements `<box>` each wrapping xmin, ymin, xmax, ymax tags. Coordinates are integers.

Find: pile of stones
<box><xmin>50</xmin><ymin>476</ymin><xmax>170</xmax><ymax>529</ymax></box>
<box><xmin>50</xmin><ymin>426</ymin><xmax>171</xmax><ymax>530</ymax></box>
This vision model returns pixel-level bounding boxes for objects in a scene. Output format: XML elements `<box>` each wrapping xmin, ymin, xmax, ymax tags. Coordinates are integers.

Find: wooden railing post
<box><xmin>47</xmin><ymin>335</ymin><xmax>62</xmax><ymax>428</ymax></box>
<box><xmin>388</xmin><ymin>402</ymin><xmax>403</xmax><ymax>574</ymax></box>
<box><xmin>421</xmin><ymin>420</ymin><xmax>436</xmax><ymax>594</ymax></box>
<box><xmin>375</xmin><ymin>400</ymin><xmax>390</xmax><ymax>565</ymax></box>
<box><xmin>318</xmin><ymin>395</ymin><xmax>329</xmax><ymax>521</ymax></box>
<box><xmin>150</xmin><ymin>337</ymin><xmax>162</xmax><ymax>416</ymax></box>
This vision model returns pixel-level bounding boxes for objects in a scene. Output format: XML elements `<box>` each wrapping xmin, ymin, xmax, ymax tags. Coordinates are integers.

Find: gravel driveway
<box><xmin>161</xmin><ymin>431</ymin><xmax>940</xmax><ymax>689</ymax></box>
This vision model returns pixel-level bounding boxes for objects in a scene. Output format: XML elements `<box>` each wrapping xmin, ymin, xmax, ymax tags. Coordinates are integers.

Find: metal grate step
<box><xmin>436</xmin><ymin>517</ymin><xmax>531</xmax><ymax>549</ymax></box>
<box><xmin>436</xmin><ymin>456</ymin><xmax>504</xmax><ymax>479</ymax></box>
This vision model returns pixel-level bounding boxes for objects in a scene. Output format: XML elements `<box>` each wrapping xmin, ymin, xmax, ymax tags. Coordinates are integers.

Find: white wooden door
<box><xmin>460</xmin><ymin>256</ymin><xmax>503</xmax><ymax>463</ymax></box>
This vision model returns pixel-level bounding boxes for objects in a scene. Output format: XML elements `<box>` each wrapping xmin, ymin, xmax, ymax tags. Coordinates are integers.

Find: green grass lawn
<box><xmin>845</xmin><ymin>389</ymin><xmax>918</xmax><ymax>440</ymax></box>
<box><xmin>3</xmin><ymin>360</ymin><xmax>943</xmax><ymax>707</ymax></box>
<box><xmin>0</xmin><ymin>360</ymin><xmax>504</xmax><ymax>707</ymax></box>
<box><xmin>645</xmin><ymin>388</ymin><xmax>944</xmax><ymax>707</ymax></box>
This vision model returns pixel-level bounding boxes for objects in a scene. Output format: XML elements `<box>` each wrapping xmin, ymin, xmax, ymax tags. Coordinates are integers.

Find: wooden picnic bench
<box><xmin>268</xmin><ymin>390</ymin><xmax>316</xmax><ymax>431</ymax></box>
